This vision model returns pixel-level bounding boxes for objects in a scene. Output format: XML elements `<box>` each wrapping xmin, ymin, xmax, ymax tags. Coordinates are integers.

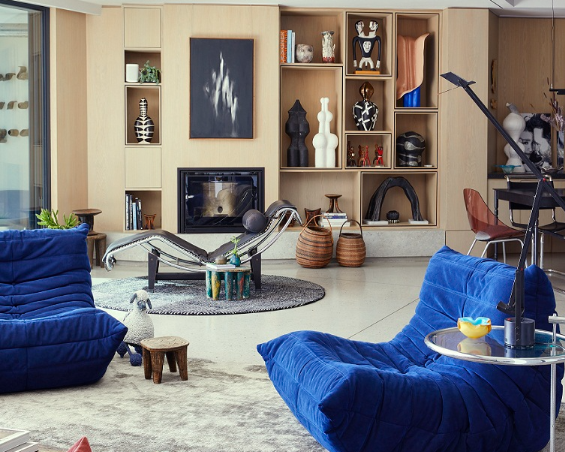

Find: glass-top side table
<box><xmin>425</xmin><ymin>325</ymin><xmax>565</xmax><ymax>452</ymax></box>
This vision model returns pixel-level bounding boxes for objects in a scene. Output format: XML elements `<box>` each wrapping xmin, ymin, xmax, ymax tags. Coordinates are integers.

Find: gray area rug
<box><xmin>1</xmin><ymin>356</ymin><xmax>564</xmax><ymax>451</ymax></box>
<box><xmin>92</xmin><ymin>275</ymin><xmax>325</xmax><ymax>315</ymax></box>
<box><xmin>1</xmin><ymin>357</ymin><xmax>324</xmax><ymax>452</ymax></box>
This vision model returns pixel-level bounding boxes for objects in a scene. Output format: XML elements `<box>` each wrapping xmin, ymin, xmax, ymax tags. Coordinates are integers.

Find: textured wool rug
<box><xmin>2</xmin><ymin>356</ymin><xmax>564</xmax><ymax>452</ymax></box>
<box><xmin>1</xmin><ymin>357</ymin><xmax>325</xmax><ymax>452</ymax></box>
<box><xmin>92</xmin><ymin>275</ymin><xmax>325</xmax><ymax>315</ymax></box>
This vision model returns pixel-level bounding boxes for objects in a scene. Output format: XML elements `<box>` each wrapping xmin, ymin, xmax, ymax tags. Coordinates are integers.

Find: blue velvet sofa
<box><xmin>0</xmin><ymin>223</ymin><xmax>127</xmax><ymax>393</ymax></box>
<box><xmin>258</xmin><ymin>246</ymin><xmax>563</xmax><ymax>452</ymax></box>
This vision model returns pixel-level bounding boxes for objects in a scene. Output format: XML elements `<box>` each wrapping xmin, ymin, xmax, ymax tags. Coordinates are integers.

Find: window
<box><xmin>0</xmin><ymin>0</ymin><xmax>48</xmax><ymax>230</ymax></box>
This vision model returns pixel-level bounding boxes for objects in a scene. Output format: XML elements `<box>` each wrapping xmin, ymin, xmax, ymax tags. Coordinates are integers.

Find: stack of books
<box><xmin>279</xmin><ymin>29</ymin><xmax>295</xmax><ymax>63</ymax></box>
<box><xmin>0</xmin><ymin>429</ymin><xmax>38</xmax><ymax>452</ymax></box>
<box><xmin>205</xmin><ymin>262</ymin><xmax>236</xmax><ymax>271</ymax></box>
<box><xmin>322</xmin><ymin>212</ymin><xmax>348</xmax><ymax>228</ymax></box>
<box><xmin>125</xmin><ymin>194</ymin><xmax>143</xmax><ymax>230</ymax></box>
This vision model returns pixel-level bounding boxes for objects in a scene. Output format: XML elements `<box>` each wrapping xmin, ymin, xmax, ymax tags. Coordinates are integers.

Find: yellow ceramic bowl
<box><xmin>457</xmin><ymin>317</ymin><xmax>492</xmax><ymax>339</ymax></box>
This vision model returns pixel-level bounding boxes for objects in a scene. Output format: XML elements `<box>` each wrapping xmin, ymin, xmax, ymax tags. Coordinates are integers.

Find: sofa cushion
<box><xmin>0</xmin><ymin>223</ymin><xmax>93</xmax><ymax>319</ymax></box>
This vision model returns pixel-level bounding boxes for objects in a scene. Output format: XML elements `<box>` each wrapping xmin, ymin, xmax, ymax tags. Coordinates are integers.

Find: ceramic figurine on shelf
<box><xmin>352</xmin><ymin>20</ymin><xmax>381</xmax><ymax>73</ymax></box>
<box><xmin>321</xmin><ymin>31</ymin><xmax>335</xmax><ymax>63</ymax></box>
<box><xmin>358</xmin><ymin>145</ymin><xmax>370</xmax><ymax>167</ymax></box>
<box><xmin>313</xmin><ymin>99</ymin><xmax>328</xmax><ymax>167</ymax></box>
<box><xmin>373</xmin><ymin>145</ymin><xmax>384</xmax><ymax>167</ymax></box>
<box><xmin>134</xmin><ymin>98</ymin><xmax>154</xmax><ymax>144</ymax></box>
<box><xmin>347</xmin><ymin>141</ymin><xmax>357</xmax><ymax>167</ymax></box>
<box><xmin>322</xmin><ymin>97</ymin><xmax>338</xmax><ymax>168</ymax></box>
<box><xmin>353</xmin><ymin>81</ymin><xmax>379</xmax><ymax>131</ymax></box>
<box><xmin>285</xmin><ymin>99</ymin><xmax>310</xmax><ymax>167</ymax></box>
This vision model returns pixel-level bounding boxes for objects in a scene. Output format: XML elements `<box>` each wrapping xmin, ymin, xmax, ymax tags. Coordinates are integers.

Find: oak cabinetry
<box><xmin>279</xmin><ymin>8</ymin><xmax>440</xmax><ymax>228</ymax></box>
<box><xmin>123</xmin><ymin>6</ymin><xmax>162</xmax><ymax>230</ymax></box>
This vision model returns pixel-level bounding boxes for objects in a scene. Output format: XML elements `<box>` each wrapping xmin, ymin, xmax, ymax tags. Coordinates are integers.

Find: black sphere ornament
<box><xmin>386</xmin><ymin>210</ymin><xmax>400</xmax><ymax>223</ymax></box>
<box><xmin>285</xmin><ymin>100</ymin><xmax>310</xmax><ymax>167</ymax></box>
<box><xmin>396</xmin><ymin>131</ymin><xmax>425</xmax><ymax>167</ymax></box>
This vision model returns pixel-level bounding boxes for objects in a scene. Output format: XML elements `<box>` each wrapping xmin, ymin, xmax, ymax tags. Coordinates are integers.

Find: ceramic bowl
<box><xmin>295</xmin><ymin>44</ymin><xmax>314</xmax><ymax>63</ymax></box>
<box><xmin>496</xmin><ymin>164</ymin><xmax>518</xmax><ymax>175</ymax></box>
<box><xmin>457</xmin><ymin>317</ymin><xmax>492</xmax><ymax>339</ymax></box>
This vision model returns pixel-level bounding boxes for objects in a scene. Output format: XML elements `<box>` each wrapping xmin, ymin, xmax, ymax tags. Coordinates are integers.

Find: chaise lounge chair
<box><xmin>102</xmin><ymin>200</ymin><xmax>301</xmax><ymax>291</ymax></box>
<box><xmin>258</xmin><ymin>247</ymin><xmax>563</xmax><ymax>452</ymax></box>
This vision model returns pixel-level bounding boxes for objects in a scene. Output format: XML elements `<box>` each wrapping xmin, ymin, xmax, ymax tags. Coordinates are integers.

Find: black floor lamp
<box><xmin>441</xmin><ymin>72</ymin><xmax>565</xmax><ymax>348</ymax></box>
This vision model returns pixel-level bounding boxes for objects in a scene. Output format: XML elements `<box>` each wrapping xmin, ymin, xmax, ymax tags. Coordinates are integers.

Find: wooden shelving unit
<box><xmin>122</xmin><ymin>6</ymin><xmax>163</xmax><ymax>231</ymax></box>
<box><xmin>279</xmin><ymin>8</ymin><xmax>440</xmax><ymax>228</ymax></box>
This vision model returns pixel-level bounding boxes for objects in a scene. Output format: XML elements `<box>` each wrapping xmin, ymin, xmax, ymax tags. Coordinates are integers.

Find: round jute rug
<box><xmin>92</xmin><ymin>275</ymin><xmax>325</xmax><ymax>315</ymax></box>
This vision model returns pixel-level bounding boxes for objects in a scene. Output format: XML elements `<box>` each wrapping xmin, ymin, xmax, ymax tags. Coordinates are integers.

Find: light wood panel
<box><xmin>86</xmin><ymin>7</ymin><xmax>125</xmax><ymax>231</ymax></box>
<box><xmin>161</xmin><ymin>4</ymin><xmax>280</xmax><ymax>231</ymax></box>
<box><xmin>50</xmin><ymin>9</ymin><xmax>88</xmax><ymax>216</ymax></box>
<box><xmin>125</xmin><ymin>147</ymin><xmax>162</xmax><ymax>188</ymax></box>
<box><xmin>440</xmin><ymin>8</ymin><xmax>491</xmax><ymax>240</ymax></box>
<box><xmin>124</xmin><ymin>7</ymin><xmax>161</xmax><ymax>49</ymax></box>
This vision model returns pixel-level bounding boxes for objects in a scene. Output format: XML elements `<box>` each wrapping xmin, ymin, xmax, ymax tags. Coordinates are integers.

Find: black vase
<box><xmin>134</xmin><ymin>98</ymin><xmax>154</xmax><ymax>144</ymax></box>
<box><xmin>285</xmin><ymin>100</ymin><xmax>310</xmax><ymax>167</ymax></box>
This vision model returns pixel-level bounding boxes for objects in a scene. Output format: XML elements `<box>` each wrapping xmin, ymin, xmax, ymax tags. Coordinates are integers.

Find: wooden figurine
<box><xmin>358</xmin><ymin>145</ymin><xmax>371</xmax><ymax>167</ymax></box>
<box><xmin>347</xmin><ymin>141</ymin><xmax>357</xmax><ymax>167</ymax></box>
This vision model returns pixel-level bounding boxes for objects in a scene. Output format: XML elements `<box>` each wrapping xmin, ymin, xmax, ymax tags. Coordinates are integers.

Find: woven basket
<box><xmin>296</xmin><ymin>216</ymin><xmax>333</xmax><ymax>268</ymax></box>
<box><xmin>336</xmin><ymin>220</ymin><xmax>366</xmax><ymax>267</ymax></box>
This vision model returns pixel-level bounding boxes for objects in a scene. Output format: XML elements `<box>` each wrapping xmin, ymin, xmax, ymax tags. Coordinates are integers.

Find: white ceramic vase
<box><xmin>313</xmin><ymin>99</ymin><xmax>328</xmax><ymax>167</ymax></box>
<box><xmin>503</xmin><ymin>103</ymin><xmax>525</xmax><ymax>173</ymax></box>
<box><xmin>322</xmin><ymin>98</ymin><xmax>338</xmax><ymax>168</ymax></box>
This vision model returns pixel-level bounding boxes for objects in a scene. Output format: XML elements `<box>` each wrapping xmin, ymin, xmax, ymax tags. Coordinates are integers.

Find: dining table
<box><xmin>493</xmin><ymin>187</ymin><xmax>565</xmax><ymax>265</ymax></box>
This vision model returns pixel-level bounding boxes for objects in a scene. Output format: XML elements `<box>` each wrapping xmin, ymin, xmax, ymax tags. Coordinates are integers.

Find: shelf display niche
<box><xmin>361</xmin><ymin>171</ymin><xmax>437</xmax><ymax>226</ymax></box>
<box><xmin>346</xmin><ymin>12</ymin><xmax>393</xmax><ymax>77</ymax></box>
<box><xmin>394</xmin><ymin>112</ymin><xmax>437</xmax><ymax>168</ymax></box>
<box><xmin>124</xmin><ymin>190</ymin><xmax>162</xmax><ymax>231</ymax></box>
<box><xmin>280</xmin><ymin>66</ymin><xmax>343</xmax><ymax>168</ymax></box>
<box><xmin>125</xmin><ymin>85</ymin><xmax>161</xmax><ymax>145</ymax></box>
<box><xmin>344</xmin><ymin>78</ymin><xmax>394</xmax><ymax>132</ymax></box>
<box><xmin>345</xmin><ymin>133</ymin><xmax>392</xmax><ymax>169</ymax></box>
<box><xmin>280</xmin><ymin>10</ymin><xmax>344</xmax><ymax>65</ymax></box>
<box><xmin>395</xmin><ymin>13</ymin><xmax>440</xmax><ymax>109</ymax></box>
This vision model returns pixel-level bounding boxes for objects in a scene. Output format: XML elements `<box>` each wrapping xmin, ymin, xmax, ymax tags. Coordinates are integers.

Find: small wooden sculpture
<box><xmin>358</xmin><ymin>145</ymin><xmax>371</xmax><ymax>167</ymax></box>
<box><xmin>373</xmin><ymin>145</ymin><xmax>384</xmax><ymax>167</ymax></box>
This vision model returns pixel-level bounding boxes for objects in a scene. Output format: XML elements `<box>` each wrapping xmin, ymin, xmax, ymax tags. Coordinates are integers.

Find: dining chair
<box><xmin>504</xmin><ymin>176</ymin><xmax>565</xmax><ymax>269</ymax></box>
<box><xmin>463</xmin><ymin>188</ymin><xmax>526</xmax><ymax>263</ymax></box>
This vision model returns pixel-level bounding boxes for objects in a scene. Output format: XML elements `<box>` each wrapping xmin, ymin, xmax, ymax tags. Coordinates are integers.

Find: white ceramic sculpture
<box><xmin>322</xmin><ymin>98</ymin><xmax>338</xmax><ymax>168</ymax></box>
<box><xmin>503</xmin><ymin>103</ymin><xmax>525</xmax><ymax>173</ymax></box>
<box><xmin>313</xmin><ymin>99</ymin><xmax>328</xmax><ymax>167</ymax></box>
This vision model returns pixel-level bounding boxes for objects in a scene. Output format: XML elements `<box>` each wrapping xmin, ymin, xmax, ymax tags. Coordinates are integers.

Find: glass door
<box><xmin>0</xmin><ymin>1</ymin><xmax>48</xmax><ymax>230</ymax></box>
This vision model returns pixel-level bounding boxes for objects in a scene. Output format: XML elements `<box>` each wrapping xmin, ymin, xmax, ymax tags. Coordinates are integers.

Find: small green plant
<box><xmin>139</xmin><ymin>60</ymin><xmax>161</xmax><ymax>83</ymax></box>
<box><xmin>230</xmin><ymin>236</ymin><xmax>241</xmax><ymax>257</ymax></box>
<box><xmin>36</xmin><ymin>209</ymin><xmax>79</xmax><ymax>229</ymax></box>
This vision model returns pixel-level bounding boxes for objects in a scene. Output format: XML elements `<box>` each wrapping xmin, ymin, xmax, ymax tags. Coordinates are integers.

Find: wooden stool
<box><xmin>86</xmin><ymin>232</ymin><xmax>107</xmax><ymax>268</ymax></box>
<box><xmin>140</xmin><ymin>336</ymin><xmax>189</xmax><ymax>384</ymax></box>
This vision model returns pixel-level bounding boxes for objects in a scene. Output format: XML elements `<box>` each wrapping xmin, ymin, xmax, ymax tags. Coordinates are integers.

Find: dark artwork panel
<box><xmin>190</xmin><ymin>38</ymin><xmax>254</xmax><ymax>139</ymax></box>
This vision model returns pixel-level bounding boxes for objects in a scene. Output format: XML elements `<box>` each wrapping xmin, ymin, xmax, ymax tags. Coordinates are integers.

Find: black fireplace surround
<box><xmin>178</xmin><ymin>167</ymin><xmax>265</xmax><ymax>233</ymax></box>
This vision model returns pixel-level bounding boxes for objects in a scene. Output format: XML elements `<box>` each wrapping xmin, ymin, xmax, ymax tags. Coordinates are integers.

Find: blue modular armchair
<box><xmin>0</xmin><ymin>223</ymin><xmax>127</xmax><ymax>393</ymax></box>
<box><xmin>258</xmin><ymin>247</ymin><xmax>563</xmax><ymax>452</ymax></box>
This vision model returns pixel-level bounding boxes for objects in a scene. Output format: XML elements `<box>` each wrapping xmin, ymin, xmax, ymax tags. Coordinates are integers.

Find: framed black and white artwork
<box><xmin>190</xmin><ymin>38</ymin><xmax>254</xmax><ymax>139</ymax></box>
<box><xmin>519</xmin><ymin>113</ymin><xmax>552</xmax><ymax>170</ymax></box>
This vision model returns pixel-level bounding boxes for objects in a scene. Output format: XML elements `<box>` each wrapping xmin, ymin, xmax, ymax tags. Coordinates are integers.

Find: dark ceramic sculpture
<box><xmin>353</xmin><ymin>82</ymin><xmax>378</xmax><ymax>131</ymax></box>
<box><xmin>365</xmin><ymin>176</ymin><xmax>423</xmax><ymax>222</ymax></box>
<box><xmin>397</xmin><ymin>131</ymin><xmax>425</xmax><ymax>167</ymax></box>
<box><xmin>285</xmin><ymin>100</ymin><xmax>310</xmax><ymax>167</ymax></box>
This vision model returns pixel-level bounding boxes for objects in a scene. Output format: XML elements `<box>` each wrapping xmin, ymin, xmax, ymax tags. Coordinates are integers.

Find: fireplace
<box><xmin>178</xmin><ymin>168</ymin><xmax>264</xmax><ymax>233</ymax></box>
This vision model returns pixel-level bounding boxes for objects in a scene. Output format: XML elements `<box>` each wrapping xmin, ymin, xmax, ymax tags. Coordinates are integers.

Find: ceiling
<box><xmin>19</xmin><ymin>0</ymin><xmax>565</xmax><ymax>17</ymax></box>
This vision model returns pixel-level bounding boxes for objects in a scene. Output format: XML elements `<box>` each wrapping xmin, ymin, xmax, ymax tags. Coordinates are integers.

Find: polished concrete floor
<box><xmin>91</xmin><ymin>252</ymin><xmax>565</xmax><ymax>369</ymax></box>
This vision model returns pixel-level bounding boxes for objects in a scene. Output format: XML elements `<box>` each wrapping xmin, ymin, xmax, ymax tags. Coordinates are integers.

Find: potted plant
<box><xmin>229</xmin><ymin>236</ymin><xmax>241</xmax><ymax>267</ymax></box>
<box><xmin>36</xmin><ymin>209</ymin><xmax>79</xmax><ymax>229</ymax></box>
<box><xmin>139</xmin><ymin>60</ymin><xmax>161</xmax><ymax>84</ymax></box>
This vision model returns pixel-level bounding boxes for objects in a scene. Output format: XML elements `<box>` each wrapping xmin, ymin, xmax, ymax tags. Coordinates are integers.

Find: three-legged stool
<box><xmin>140</xmin><ymin>336</ymin><xmax>189</xmax><ymax>384</ymax></box>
